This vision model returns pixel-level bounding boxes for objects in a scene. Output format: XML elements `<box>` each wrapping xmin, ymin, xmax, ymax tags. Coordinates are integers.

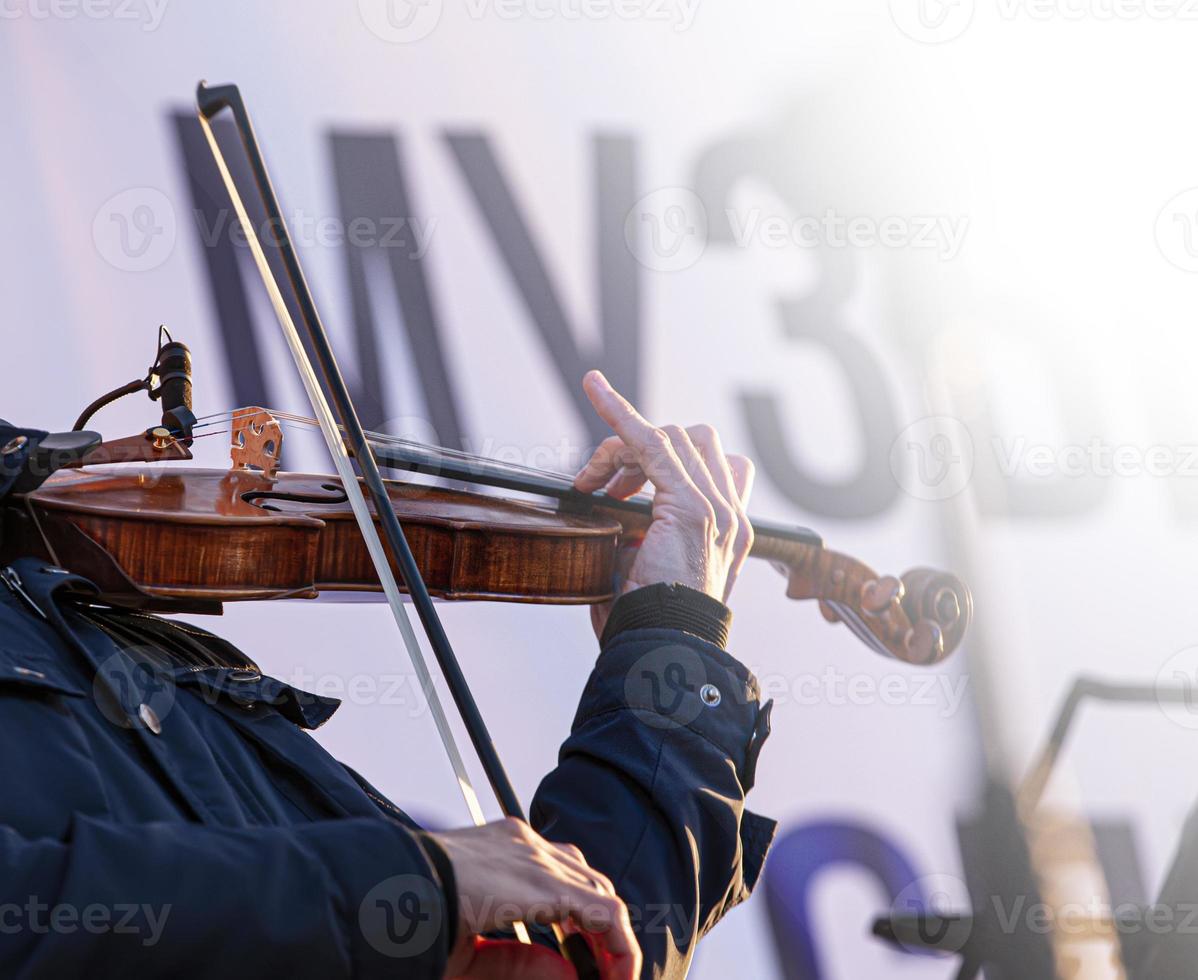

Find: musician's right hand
<box><xmin>433</xmin><ymin>817</ymin><xmax>641</xmax><ymax>979</ymax></box>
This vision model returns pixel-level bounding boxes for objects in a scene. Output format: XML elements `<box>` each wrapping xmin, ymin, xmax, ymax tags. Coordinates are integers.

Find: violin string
<box><xmin>187</xmin><ymin>408</ymin><xmax>574</xmax><ymax>482</ymax></box>
<box><xmin>178</xmin><ymin>407</ymin><xmax>653</xmax><ymax>501</ymax></box>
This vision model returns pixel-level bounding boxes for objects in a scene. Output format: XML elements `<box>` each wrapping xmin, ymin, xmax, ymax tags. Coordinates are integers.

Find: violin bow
<box><xmin>194</xmin><ymin>82</ymin><xmax>598</xmax><ymax>976</ymax></box>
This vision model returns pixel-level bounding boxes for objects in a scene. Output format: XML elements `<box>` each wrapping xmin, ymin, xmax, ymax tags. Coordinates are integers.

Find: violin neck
<box><xmin>367</xmin><ymin>437</ymin><xmax>824</xmax><ymax>553</ymax></box>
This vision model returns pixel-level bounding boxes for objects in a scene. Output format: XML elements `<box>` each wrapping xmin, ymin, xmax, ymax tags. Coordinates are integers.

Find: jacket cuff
<box><xmin>415</xmin><ymin>832</ymin><xmax>458</xmax><ymax>952</ymax></box>
<box><xmin>583</xmin><ymin>628</ymin><xmax>773</xmax><ymax>792</ymax></box>
<box><xmin>297</xmin><ymin>818</ymin><xmax>453</xmax><ymax>978</ymax></box>
<box><xmin>600</xmin><ymin>583</ymin><xmax>732</xmax><ymax>650</ymax></box>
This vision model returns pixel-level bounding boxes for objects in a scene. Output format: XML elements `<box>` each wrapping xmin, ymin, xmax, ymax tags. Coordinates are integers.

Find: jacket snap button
<box><xmin>1</xmin><ymin>436</ymin><xmax>28</xmax><ymax>457</ymax></box>
<box><xmin>700</xmin><ymin>684</ymin><xmax>722</xmax><ymax>707</ymax></box>
<box><xmin>138</xmin><ymin>703</ymin><xmax>163</xmax><ymax>735</ymax></box>
<box><xmin>229</xmin><ymin>669</ymin><xmax>261</xmax><ymax>683</ymax></box>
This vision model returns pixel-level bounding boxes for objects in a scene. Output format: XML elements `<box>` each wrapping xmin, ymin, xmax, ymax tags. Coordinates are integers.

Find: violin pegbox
<box><xmin>230</xmin><ymin>407</ymin><xmax>283</xmax><ymax>480</ymax></box>
<box><xmin>778</xmin><ymin>543</ymin><xmax>972</xmax><ymax>665</ymax></box>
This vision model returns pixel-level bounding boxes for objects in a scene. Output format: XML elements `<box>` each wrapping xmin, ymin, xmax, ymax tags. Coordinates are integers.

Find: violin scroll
<box><xmin>898</xmin><ymin>567</ymin><xmax>972</xmax><ymax>660</ymax></box>
<box><xmin>758</xmin><ymin>535</ymin><xmax>972</xmax><ymax>665</ymax></box>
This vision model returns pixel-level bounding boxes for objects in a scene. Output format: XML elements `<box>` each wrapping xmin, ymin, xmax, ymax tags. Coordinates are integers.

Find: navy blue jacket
<box><xmin>0</xmin><ymin>424</ymin><xmax>775</xmax><ymax>978</ymax></box>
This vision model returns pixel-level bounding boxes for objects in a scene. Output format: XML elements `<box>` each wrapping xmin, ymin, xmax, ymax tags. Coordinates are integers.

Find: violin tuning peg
<box><xmin>818</xmin><ymin>600</ymin><xmax>841</xmax><ymax>624</ymax></box>
<box><xmin>899</xmin><ymin>567</ymin><xmax>973</xmax><ymax>659</ymax></box>
<box><xmin>861</xmin><ymin>575</ymin><xmax>903</xmax><ymax>615</ymax></box>
<box><xmin>904</xmin><ymin>619</ymin><xmax>945</xmax><ymax>666</ymax></box>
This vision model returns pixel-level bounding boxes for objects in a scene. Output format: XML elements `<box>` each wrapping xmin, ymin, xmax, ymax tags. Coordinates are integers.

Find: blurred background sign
<box><xmin>6</xmin><ymin>2</ymin><xmax>1198</xmax><ymax>975</ymax></box>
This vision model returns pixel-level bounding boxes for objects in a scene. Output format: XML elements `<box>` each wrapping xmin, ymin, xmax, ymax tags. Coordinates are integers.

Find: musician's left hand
<box><xmin>574</xmin><ymin>370</ymin><xmax>756</xmax><ymax>638</ymax></box>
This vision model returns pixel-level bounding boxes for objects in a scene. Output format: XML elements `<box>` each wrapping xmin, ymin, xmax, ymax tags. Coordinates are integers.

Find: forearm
<box><xmin>0</xmin><ymin>815</ymin><xmax>453</xmax><ymax>979</ymax></box>
<box><xmin>531</xmin><ymin>585</ymin><xmax>776</xmax><ymax>979</ymax></box>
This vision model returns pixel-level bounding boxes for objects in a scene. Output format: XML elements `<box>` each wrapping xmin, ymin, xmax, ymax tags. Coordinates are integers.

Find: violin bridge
<box><xmin>230</xmin><ymin>407</ymin><xmax>283</xmax><ymax>479</ymax></box>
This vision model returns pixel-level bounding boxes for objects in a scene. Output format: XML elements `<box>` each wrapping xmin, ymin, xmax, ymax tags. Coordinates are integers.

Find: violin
<box><xmin>1</xmin><ymin>401</ymin><xmax>970</xmax><ymax>666</ymax></box>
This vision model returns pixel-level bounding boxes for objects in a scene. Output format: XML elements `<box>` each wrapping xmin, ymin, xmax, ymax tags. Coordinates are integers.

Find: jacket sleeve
<box><xmin>0</xmin><ymin>814</ymin><xmax>454</xmax><ymax>979</ymax></box>
<box><xmin>530</xmin><ymin>585</ymin><xmax>777</xmax><ymax>980</ymax></box>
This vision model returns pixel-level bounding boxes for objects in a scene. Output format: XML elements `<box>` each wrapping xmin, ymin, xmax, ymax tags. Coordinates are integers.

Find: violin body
<box><xmin>2</xmin><ymin>444</ymin><xmax>971</xmax><ymax>665</ymax></box>
<box><xmin>2</xmin><ymin>467</ymin><xmax>625</xmax><ymax>613</ymax></box>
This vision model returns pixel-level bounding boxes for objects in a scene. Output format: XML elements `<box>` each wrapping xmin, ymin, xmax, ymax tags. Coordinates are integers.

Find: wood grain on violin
<box><xmin>2</xmin><ymin>461</ymin><xmax>971</xmax><ymax>665</ymax></box>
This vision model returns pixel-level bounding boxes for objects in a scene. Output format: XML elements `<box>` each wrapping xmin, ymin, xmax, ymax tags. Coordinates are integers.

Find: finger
<box><xmin>574</xmin><ymin>435</ymin><xmax>639</xmax><ymax>493</ymax></box>
<box><xmin>581</xmin><ymin>372</ymin><xmax>697</xmax><ymax>498</ymax></box>
<box><xmin>721</xmin><ymin>455</ymin><xmax>757</xmax><ymax>599</ymax></box>
<box><xmin>566</xmin><ymin>927</ymin><xmax>642</xmax><ymax>980</ymax></box>
<box><xmin>561</xmin><ymin>891</ymin><xmax>640</xmax><ymax>980</ymax></box>
<box><xmin>684</xmin><ymin>429</ymin><xmax>754</xmax><ymax>599</ymax></box>
<box><xmin>686</xmin><ymin>424</ymin><xmax>742</xmax><ymax>519</ymax></box>
<box><xmin>581</xmin><ymin>370</ymin><xmax>660</xmax><ymax>449</ymax></box>
<box><xmin>661</xmin><ymin>425</ymin><xmax>736</xmax><ymax>541</ymax></box>
<box><xmin>727</xmin><ymin>454</ymin><xmax>756</xmax><ymax>509</ymax></box>
<box><xmin>604</xmin><ymin>463</ymin><xmax>649</xmax><ymax>501</ymax></box>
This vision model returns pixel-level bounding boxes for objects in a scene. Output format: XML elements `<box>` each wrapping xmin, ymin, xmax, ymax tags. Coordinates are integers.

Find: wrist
<box><xmin>600</xmin><ymin>581</ymin><xmax>732</xmax><ymax>649</ymax></box>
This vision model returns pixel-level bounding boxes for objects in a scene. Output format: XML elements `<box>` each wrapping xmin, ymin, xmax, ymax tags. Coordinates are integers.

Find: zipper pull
<box><xmin>1</xmin><ymin>566</ymin><xmax>47</xmax><ymax>620</ymax></box>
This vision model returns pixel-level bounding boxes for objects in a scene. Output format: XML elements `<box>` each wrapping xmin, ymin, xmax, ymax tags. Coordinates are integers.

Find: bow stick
<box><xmin>195</xmin><ymin>81</ymin><xmax>598</xmax><ymax>977</ymax></box>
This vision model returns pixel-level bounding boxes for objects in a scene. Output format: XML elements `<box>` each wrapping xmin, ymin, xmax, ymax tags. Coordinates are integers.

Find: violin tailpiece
<box><xmin>73</xmin><ymin>428</ymin><xmax>193</xmax><ymax>468</ymax></box>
